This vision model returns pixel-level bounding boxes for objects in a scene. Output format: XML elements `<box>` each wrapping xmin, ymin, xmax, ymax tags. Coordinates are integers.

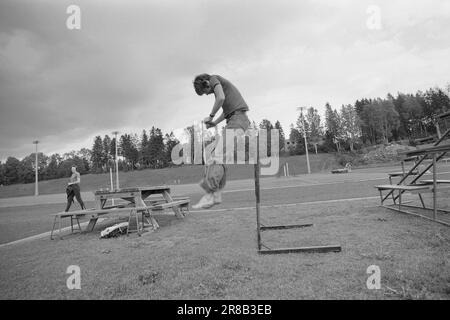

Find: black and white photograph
<box><xmin>0</xmin><ymin>0</ymin><xmax>449</xmax><ymax>304</ymax></box>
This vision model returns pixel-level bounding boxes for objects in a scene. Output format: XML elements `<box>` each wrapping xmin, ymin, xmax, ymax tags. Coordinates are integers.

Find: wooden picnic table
<box><xmin>50</xmin><ymin>185</ymin><xmax>190</xmax><ymax>239</ymax></box>
<box><xmin>86</xmin><ymin>185</ymin><xmax>184</xmax><ymax>232</ymax></box>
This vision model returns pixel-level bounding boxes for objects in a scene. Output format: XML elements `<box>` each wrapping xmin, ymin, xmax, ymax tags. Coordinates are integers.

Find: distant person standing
<box><xmin>65</xmin><ymin>166</ymin><xmax>86</xmax><ymax>212</ymax></box>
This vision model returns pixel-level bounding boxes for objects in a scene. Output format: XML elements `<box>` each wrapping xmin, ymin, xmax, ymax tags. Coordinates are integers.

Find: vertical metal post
<box><xmin>254</xmin><ymin>132</ymin><xmax>262</xmax><ymax>251</ymax></box>
<box><xmin>436</xmin><ymin>122</ymin><xmax>442</xmax><ymax>139</ymax></box>
<box><xmin>201</xmin><ymin>121</ymin><xmax>206</xmax><ymax>164</ymax></box>
<box><xmin>303</xmin><ymin>129</ymin><xmax>311</xmax><ymax>174</ymax></box>
<box><xmin>33</xmin><ymin>140</ymin><xmax>39</xmax><ymax>196</ymax></box>
<box><xmin>112</xmin><ymin>131</ymin><xmax>120</xmax><ymax>190</ymax></box>
<box><xmin>433</xmin><ymin>153</ymin><xmax>437</xmax><ymax>220</ymax></box>
<box><xmin>297</xmin><ymin>107</ymin><xmax>311</xmax><ymax>174</ymax></box>
<box><xmin>302</xmin><ymin>111</ymin><xmax>311</xmax><ymax>174</ymax></box>
<box><xmin>110</xmin><ymin>167</ymin><xmax>115</xmax><ymax>206</ymax></box>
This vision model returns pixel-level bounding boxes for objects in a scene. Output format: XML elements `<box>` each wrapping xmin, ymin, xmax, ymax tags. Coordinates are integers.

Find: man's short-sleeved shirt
<box><xmin>209</xmin><ymin>75</ymin><xmax>249</xmax><ymax>118</ymax></box>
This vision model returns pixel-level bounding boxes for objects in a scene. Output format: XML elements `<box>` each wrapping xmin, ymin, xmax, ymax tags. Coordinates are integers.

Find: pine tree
<box><xmin>102</xmin><ymin>135</ymin><xmax>112</xmax><ymax>168</ymax></box>
<box><xmin>140</xmin><ymin>130</ymin><xmax>149</xmax><ymax>168</ymax></box>
<box><xmin>148</xmin><ymin>127</ymin><xmax>165</xmax><ymax>168</ymax></box>
<box><xmin>340</xmin><ymin>104</ymin><xmax>360</xmax><ymax>151</ymax></box>
<box><xmin>91</xmin><ymin>136</ymin><xmax>104</xmax><ymax>173</ymax></box>
<box><xmin>274</xmin><ymin>121</ymin><xmax>285</xmax><ymax>154</ymax></box>
<box><xmin>3</xmin><ymin>157</ymin><xmax>21</xmax><ymax>185</ymax></box>
<box><xmin>325</xmin><ymin>103</ymin><xmax>341</xmax><ymax>151</ymax></box>
<box><xmin>288</xmin><ymin>124</ymin><xmax>304</xmax><ymax>155</ymax></box>
<box><xmin>120</xmin><ymin>134</ymin><xmax>139</xmax><ymax>171</ymax></box>
<box><xmin>44</xmin><ymin>154</ymin><xmax>61</xmax><ymax>179</ymax></box>
<box><xmin>305</xmin><ymin>107</ymin><xmax>323</xmax><ymax>154</ymax></box>
<box><xmin>164</xmin><ymin>132</ymin><xmax>179</xmax><ymax>166</ymax></box>
<box><xmin>259</xmin><ymin>119</ymin><xmax>274</xmax><ymax>156</ymax></box>
<box><xmin>0</xmin><ymin>161</ymin><xmax>5</xmax><ymax>186</ymax></box>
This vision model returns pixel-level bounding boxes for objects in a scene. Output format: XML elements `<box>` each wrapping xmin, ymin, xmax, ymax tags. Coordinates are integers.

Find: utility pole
<box><xmin>112</xmin><ymin>131</ymin><xmax>120</xmax><ymax>190</ymax></box>
<box><xmin>297</xmin><ymin>107</ymin><xmax>311</xmax><ymax>174</ymax></box>
<box><xmin>32</xmin><ymin>140</ymin><xmax>39</xmax><ymax>196</ymax></box>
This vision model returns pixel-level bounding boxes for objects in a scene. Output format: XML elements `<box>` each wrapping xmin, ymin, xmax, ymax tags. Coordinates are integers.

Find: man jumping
<box><xmin>192</xmin><ymin>74</ymin><xmax>251</xmax><ymax>209</ymax></box>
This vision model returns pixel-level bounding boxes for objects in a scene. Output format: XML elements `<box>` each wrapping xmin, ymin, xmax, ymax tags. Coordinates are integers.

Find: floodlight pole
<box><xmin>32</xmin><ymin>140</ymin><xmax>39</xmax><ymax>196</ymax></box>
<box><xmin>297</xmin><ymin>107</ymin><xmax>311</xmax><ymax>174</ymax></box>
<box><xmin>112</xmin><ymin>131</ymin><xmax>120</xmax><ymax>190</ymax></box>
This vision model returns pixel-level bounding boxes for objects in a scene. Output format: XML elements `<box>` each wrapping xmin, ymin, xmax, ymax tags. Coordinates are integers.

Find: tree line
<box><xmin>0</xmin><ymin>127</ymin><xmax>179</xmax><ymax>186</ymax></box>
<box><xmin>0</xmin><ymin>85</ymin><xmax>448</xmax><ymax>186</ymax></box>
<box><xmin>284</xmin><ymin>85</ymin><xmax>450</xmax><ymax>155</ymax></box>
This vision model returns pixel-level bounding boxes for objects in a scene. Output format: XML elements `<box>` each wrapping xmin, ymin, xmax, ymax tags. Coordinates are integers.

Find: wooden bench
<box><xmin>143</xmin><ymin>199</ymin><xmax>190</xmax><ymax>213</ymax></box>
<box><xmin>145</xmin><ymin>197</ymin><xmax>190</xmax><ymax>212</ymax></box>
<box><xmin>375</xmin><ymin>184</ymin><xmax>431</xmax><ymax>208</ymax></box>
<box><xmin>376</xmin><ymin>184</ymin><xmax>431</xmax><ymax>191</ymax></box>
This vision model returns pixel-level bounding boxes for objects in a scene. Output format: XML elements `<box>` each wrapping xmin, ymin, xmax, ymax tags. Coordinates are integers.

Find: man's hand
<box><xmin>203</xmin><ymin>116</ymin><xmax>216</xmax><ymax>129</ymax></box>
<box><xmin>205</xmin><ymin>121</ymin><xmax>216</xmax><ymax>129</ymax></box>
<box><xmin>203</xmin><ymin>116</ymin><xmax>213</xmax><ymax>124</ymax></box>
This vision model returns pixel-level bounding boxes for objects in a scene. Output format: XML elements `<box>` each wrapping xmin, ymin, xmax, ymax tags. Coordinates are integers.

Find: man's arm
<box><xmin>213</xmin><ymin>113</ymin><xmax>225</xmax><ymax>125</ymax></box>
<box><xmin>210</xmin><ymin>83</ymin><xmax>225</xmax><ymax>118</ymax></box>
<box><xmin>205</xmin><ymin>112</ymin><xmax>225</xmax><ymax>128</ymax></box>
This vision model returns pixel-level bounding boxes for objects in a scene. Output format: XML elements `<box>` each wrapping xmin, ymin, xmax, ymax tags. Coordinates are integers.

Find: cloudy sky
<box><xmin>1</xmin><ymin>0</ymin><xmax>449</xmax><ymax>160</ymax></box>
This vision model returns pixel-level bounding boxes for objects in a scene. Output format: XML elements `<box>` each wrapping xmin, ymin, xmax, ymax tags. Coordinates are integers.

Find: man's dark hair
<box><xmin>193</xmin><ymin>73</ymin><xmax>211</xmax><ymax>95</ymax></box>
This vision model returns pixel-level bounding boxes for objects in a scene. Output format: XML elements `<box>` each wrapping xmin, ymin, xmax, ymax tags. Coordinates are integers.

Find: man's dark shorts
<box><xmin>200</xmin><ymin>111</ymin><xmax>251</xmax><ymax>193</ymax></box>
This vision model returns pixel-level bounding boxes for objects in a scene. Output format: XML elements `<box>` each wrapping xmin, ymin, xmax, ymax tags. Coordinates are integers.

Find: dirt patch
<box><xmin>361</xmin><ymin>143</ymin><xmax>416</xmax><ymax>163</ymax></box>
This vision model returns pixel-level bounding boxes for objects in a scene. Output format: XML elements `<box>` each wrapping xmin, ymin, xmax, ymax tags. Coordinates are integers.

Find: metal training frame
<box><xmin>253</xmin><ymin>133</ymin><xmax>342</xmax><ymax>254</ymax></box>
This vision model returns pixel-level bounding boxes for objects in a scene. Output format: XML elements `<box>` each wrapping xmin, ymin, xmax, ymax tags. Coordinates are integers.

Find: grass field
<box><xmin>0</xmin><ymin>164</ymin><xmax>449</xmax><ymax>299</ymax></box>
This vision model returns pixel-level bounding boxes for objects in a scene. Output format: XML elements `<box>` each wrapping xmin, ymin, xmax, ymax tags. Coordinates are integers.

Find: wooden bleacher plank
<box><xmin>403</xmin><ymin>156</ymin><xmax>418</xmax><ymax>162</ymax></box>
<box><xmin>404</xmin><ymin>144</ymin><xmax>450</xmax><ymax>157</ymax></box>
<box><xmin>388</xmin><ymin>171</ymin><xmax>418</xmax><ymax>177</ymax></box>
<box><xmin>376</xmin><ymin>184</ymin><xmax>430</xmax><ymax>191</ymax></box>
<box><xmin>420</xmin><ymin>180</ymin><xmax>450</xmax><ymax>184</ymax></box>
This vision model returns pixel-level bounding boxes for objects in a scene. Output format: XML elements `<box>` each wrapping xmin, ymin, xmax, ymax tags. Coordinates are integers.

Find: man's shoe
<box><xmin>192</xmin><ymin>193</ymin><xmax>215</xmax><ymax>209</ymax></box>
